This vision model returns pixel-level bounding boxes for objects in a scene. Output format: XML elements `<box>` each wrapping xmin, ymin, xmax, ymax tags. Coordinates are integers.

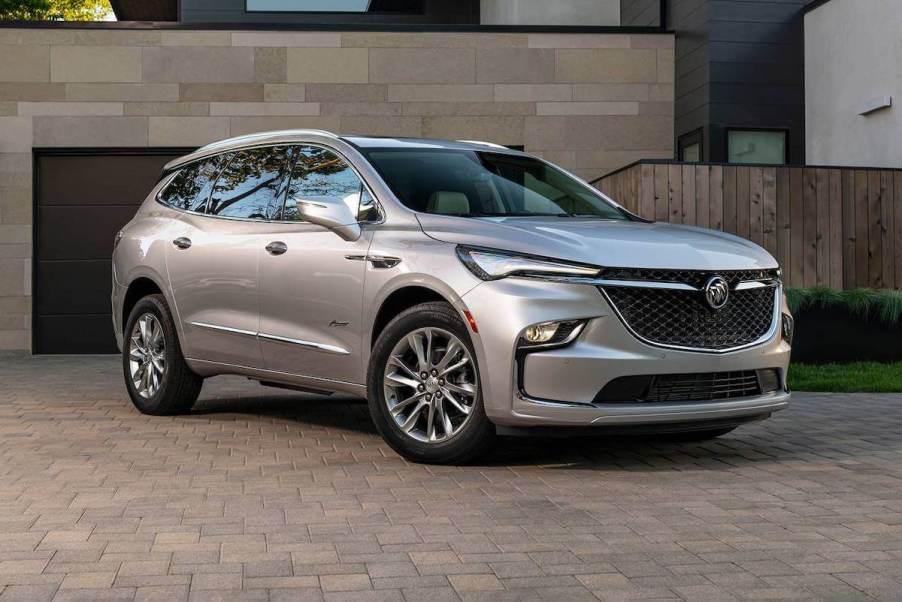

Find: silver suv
<box><xmin>112</xmin><ymin>130</ymin><xmax>792</xmax><ymax>464</ymax></box>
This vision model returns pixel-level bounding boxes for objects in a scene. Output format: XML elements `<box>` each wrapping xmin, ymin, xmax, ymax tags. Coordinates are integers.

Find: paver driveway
<box><xmin>1</xmin><ymin>354</ymin><xmax>902</xmax><ymax>601</ymax></box>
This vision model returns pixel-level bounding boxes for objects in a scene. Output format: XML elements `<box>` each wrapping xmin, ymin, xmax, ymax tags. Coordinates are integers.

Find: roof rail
<box><xmin>457</xmin><ymin>139</ymin><xmax>509</xmax><ymax>150</ymax></box>
<box><xmin>197</xmin><ymin>129</ymin><xmax>340</xmax><ymax>153</ymax></box>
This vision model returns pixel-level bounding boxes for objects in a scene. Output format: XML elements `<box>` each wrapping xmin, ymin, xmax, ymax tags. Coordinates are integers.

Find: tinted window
<box><xmin>361</xmin><ymin>149</ymin><xmax>627</xmax><ymax>220</ymax></box>
<box><xmin>282</xmin><ymin>146</ymin><xmax>363</xmax><ymax>222</ymax></box>
<box><xmin>158</xmin><ymin>157</ymin><xmax>223</xmax><ymax>212</ymax></box>
<box><xmin>208</xmin><ymin>146</ymin><xmax>294</xmax><ymax>219</ymax></box>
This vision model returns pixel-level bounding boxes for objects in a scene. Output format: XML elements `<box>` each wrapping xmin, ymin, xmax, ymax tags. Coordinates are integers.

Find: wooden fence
<box><xmin>594</xmin><ymin>161</ymin><xmax>902</xmax><ymax>290</ymax></box>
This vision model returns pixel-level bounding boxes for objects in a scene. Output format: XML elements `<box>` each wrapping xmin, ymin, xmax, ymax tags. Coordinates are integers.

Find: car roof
<box><xmin>164</xmin><ymin>129</ymin><xmax>521</xmax><ymax>172</ymax></box>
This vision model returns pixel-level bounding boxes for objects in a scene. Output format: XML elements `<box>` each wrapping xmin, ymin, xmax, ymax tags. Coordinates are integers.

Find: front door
<box><xmin>258</xmin><ymin>145</ymin><xmax>373</xmax><ymax>384</ymax></box>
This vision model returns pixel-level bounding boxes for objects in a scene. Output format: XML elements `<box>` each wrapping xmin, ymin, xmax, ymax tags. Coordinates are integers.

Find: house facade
<box><xmin>0</xmin><ymin>1</ymin><xmax>675</xmax><ymax>353</ymax></box>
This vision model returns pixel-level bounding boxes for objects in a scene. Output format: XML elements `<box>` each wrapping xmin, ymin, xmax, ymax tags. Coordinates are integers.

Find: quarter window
<box><xmin>208</xmin><ymin>146</ymin><xmax>295</xmax><ymax>219</ymax></box>
<box><xmin>282</xmin><ymin>146</ymin><xmax>364</xmax><ymax>222</ymax></box>
<box><xmin>158</xmin><ymin>157</ymin><xmax>223</xmax><ymax>212</ymax></box>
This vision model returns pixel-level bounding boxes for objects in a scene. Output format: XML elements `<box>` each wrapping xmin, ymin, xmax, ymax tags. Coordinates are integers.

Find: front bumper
<box><xmin>461</xmin><ymin>278</ymin><xmax>791</xmax><ymax>428</ymax></box>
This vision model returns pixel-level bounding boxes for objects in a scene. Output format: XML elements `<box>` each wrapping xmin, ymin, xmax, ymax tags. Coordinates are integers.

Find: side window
<box><xmin>282</xmin><ymin>146</ymin><xmax>363</xmax><ymax>222</ymax></box>
<box><xmin>207</xmin><ymin>146</ymin><xmax>294</xmax><ymax>219</ymax></box>
<box><xmin>158</xmin><ymin>157</ymin><xmax>223</xmax><ymax>212</ymax></box>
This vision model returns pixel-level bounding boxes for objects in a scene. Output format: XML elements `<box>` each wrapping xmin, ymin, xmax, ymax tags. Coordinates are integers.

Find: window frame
<box><xmin>725</xmin><ymin>127</ymin><xmax>789</xmax><ymax>165</ymax></box>
<box><xmin>157</xmin><ymin>142</ymin><xmax>384</xmax><ymax>226</ymax></box>
<box><xmin>677</xmin><ymin>128</ymin><xmax>703</xmax><ymax>163</ymax></box>
<box><xmin>245</xmin><ymin>0</ymin><xmax>426</xmax><ymax>15</ymax></box>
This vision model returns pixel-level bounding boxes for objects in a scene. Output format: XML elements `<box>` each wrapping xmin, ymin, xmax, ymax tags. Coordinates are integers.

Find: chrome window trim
<box><xmin>188</xmin><ymin>321</ymin><xmax>350</xmax><ymax>355</ymax></box>
<box><xmin>597</xmin><ymin>285</ymin><xmax>782</xmax><ymax>355</ymax></box>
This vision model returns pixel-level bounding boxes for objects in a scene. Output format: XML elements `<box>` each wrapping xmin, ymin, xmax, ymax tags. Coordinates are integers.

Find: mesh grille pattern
<box><xmin>645</xmin><ymin>371</ymin><xmax>761</xmax><ymax>402</ymax></box>
<box><xmin>600</xmin><ymin>267</ymin><xmax>780</xmax><ymax>289</ymax></box>
<box><xmin>602</xmin><ymin>284</ymin><xmax>776</xmax><ymax>350</ymax></box>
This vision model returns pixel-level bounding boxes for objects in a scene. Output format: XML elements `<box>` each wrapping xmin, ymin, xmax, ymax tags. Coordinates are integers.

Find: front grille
<box><xmin>600</xmin><ymin>269</ymin><xmax>778</xmax><ymax>351</ymax></box>
<box><xmin>595</xmin><ymin>369</ymin><xmax>780</xmax><ymax>404</ymax></box>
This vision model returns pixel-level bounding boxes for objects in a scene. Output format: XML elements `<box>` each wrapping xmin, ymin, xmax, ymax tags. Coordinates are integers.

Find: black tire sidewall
<box><xmin>367</xmin><ymin>302</ymin><xmax>495</xmax><ymax>464</ymax></box>
<box><xmin>122</xmin><ymin>294</ymin><xmax>190</xmax><ymax>415</ymax></box>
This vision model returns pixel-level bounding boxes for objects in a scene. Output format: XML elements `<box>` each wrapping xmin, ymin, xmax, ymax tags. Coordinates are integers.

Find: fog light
<box><xmin>523</xmin><ymin>322</ymin><xmax>560</xmax><ymax>344</ymax></box>
<box><xmin>781</xmin><ymin>313</ymin><xmax>794</xmax><ymax>345</ymax></box>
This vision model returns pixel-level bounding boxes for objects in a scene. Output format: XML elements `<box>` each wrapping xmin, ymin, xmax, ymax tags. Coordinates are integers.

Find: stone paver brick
<box><xmin>2</xmin><ymin>356</ymin><xmax>902</xmax><ymax>600</ymax></box>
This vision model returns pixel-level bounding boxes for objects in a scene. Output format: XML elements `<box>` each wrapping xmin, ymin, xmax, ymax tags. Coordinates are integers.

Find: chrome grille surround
<box><xmin>597</xmin><ymin>268</ymin><xmax>781</xmax><ymax>353</ymax></box>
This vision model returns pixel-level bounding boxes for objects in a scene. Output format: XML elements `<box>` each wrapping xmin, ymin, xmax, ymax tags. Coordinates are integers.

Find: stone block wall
<box><xmin>0</xmin><ymin>26</ymin><xmax>674</xmax><ymax>351</ymax></box>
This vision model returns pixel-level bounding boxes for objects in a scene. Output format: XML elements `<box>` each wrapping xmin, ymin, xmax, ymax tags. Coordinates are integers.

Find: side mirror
<box><xmin>292</xmin><ymin>195</ymin><xmax>362</xmax><ymax>242</ymax></box>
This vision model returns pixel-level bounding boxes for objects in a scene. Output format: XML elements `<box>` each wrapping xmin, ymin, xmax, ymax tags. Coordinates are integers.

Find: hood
<box><xmin>416</xmin><ymin>215</ymin><xmax>778</xmax><ymax>271</ymax></box>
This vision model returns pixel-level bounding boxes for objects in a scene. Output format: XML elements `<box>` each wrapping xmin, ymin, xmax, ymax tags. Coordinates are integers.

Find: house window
<box><xmin>677</xmin><ymin>129</ymin><xmax>703</xmax><ymax>163</ymax></box>
<box><xmin>246</xmin><ymin>0</ymin><xmax>422</xmax><ymax>12</ymax></box>
<box><xmin>727</xmin><ymin>129</ymin><xmax>787</xmax><ymax>165</ymax></box>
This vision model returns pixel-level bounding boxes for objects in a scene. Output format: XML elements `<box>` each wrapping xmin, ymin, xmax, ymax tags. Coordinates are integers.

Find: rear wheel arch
<box><xmin>122</xmin><ymin>277</ymin><xmax>165</xmax><ymax>335</ymax></box>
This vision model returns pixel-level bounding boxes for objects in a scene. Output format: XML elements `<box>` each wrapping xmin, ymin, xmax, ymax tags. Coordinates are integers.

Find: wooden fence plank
<box><xmin>696</xmin><ymin>165</ymin><xmax>710</xmax><ymax>229</ymax></box>
<box><xmin>828</xmin><ymin>170</ymin><xmax>843</xmax><ymax>290</ymax></box>
<box><xmin>868</xmin><ymin>170</ymin><xmax>883</xmax><ymax>288</ymax></box>
<box><xmin>640</xmin><ymin>164</ymin><xmax>655</xmax><ymax>220</ymax></box>
<box><xmin>842</xmin><ymin>170</ymin><xmax>856</xmax><ymax>289</ymax></box>
<box><xmin>776</xmin><ymin>167</ymin><xmax>791</xmax><ymax>276</ymax></box>
<box><xmin>749</xmin><ymin>167</ymin><xmax>764</xmax><ymax>246</ymax></box>
<box><xmin>668</xmin><ymin>164</ymin><xmax>682</xmax><ymax>224</ymax></box>
<box><xmin>790</xmin><ymin>168</ymin><xmax>804</xmax><ymax>287</ymax></box>
<box><xmin>654</xmin><ymin>164</ymin><xmax>669</xmax><ymax>222</ymax></box>
<box><xmin>803</xmin><ymin>169</ymin><xmax>818</xmax><ymax>287</ymax></box>
<box><xmin>762</xmin><ymin>167</ymin><xmax>777</xmax><ymax>256</ymax></box>
<box><xmin>815</xmin><ymin>168</ymin><xmax>830</xmax><ymax>285</ymax></box>
<box><xmin>710</xmin><ymin>165</ymin><xmax>723</xmax><ymax>230</ymax></box>
<box><xmin>896</xmin><ymin>172</ymin><xmax>902</xmax><ymax>289</ymax></box>
<box><xmin>855</xmin><ymin>170</ymin><xmax>870</xmax><ymax>288</ymax></box>
<box><xmin>682</xmin><ymin>165</ymin><xmax>696</xmax><ymax>226</ymax></box>
<box><xmin>736</xmin><ymin>166</ymin><xmax>750</xmax><ymax>239</ymax></box>
<box><xmin>882</xmin><ymin>171</ymin><xmax>895</xmax><ymax>290</ymax></box>
<box><xmin>723</xmin><ymin>166</ymin><xmax>737</xmax><ymax>234</ymax></box>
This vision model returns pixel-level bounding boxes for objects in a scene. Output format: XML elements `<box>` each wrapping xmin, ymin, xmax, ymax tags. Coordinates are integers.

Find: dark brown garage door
<box><xmin>34</xmin><ymin>150</ymin><xmax>189</xmax><ymax>354</ymax></box>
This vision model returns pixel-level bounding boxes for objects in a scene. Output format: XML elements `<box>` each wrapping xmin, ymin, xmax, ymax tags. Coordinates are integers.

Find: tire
<box><xmin>367</xmin><ymin>302</ymin><xmax>496</xmax><ymax>464</ymax></box>
<box><xmin>122</xmin><ymin>294</ymin><xmax>202</xmax><ymax>416</ymax></box>
<box><xmin>660</xmin><ymin>427</ymin><xmax>737</xmax><ymax>442</ymax></box>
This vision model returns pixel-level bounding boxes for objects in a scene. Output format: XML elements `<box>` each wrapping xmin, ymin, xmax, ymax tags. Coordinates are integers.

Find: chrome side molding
<box><xmin>188</xmin><ymin>322</ymin><xmax>350</xmax><ymax>355</ymax></box>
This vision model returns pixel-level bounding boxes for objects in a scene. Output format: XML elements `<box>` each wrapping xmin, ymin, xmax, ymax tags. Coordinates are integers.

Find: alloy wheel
<box><xmin>383</xmin><ymin>327</ymin><xmax>478</xmax><ymax>443</ymax></box>
<box><xmin>128</xmin><ymin>313</ymin><xmax>166</xmax><ymax>399</ymax></box>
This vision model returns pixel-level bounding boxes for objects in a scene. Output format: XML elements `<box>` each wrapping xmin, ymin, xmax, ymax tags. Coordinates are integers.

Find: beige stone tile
<box><xmin>33</xmin><ymin>116</ymin><xmax>147</xmax><ymax>147</ymax></box>
<box><xmin>0</xmin><ymin>224</ymin><xmax>30</xmax><ymax>244</ymax></box>
<box><xmin>631</xmin><ymin>34</ymin><xmax>675</xmax><ymax>49</ymax></box>
<box><xmin>287</xmin><ymin>48</ymin><xmax>368</xmax><ymax>84</ymax></box>
<box><xmin>124</xmin><ymin>102</ymin><xmax>210</xmax><ymax>116</ymax></box>
<box><xmin>657</xmin><ymin>49</ymin><xmax>675</xmax><ymax>83</ymax></box>
<box><xmin>401</xmin><ymin>101</ymin><xmax>534</xmax><ymax>116</ymax></box>
<box><xmin>0</xmin><ymin>118</ymin><xmax>32</xmax><ymax>153</ymax></box>
<box><xmin>494</xmin><ymin>84</ymin><xmax>572</xmax><ymax>102</ymax></box>
<box><xmin>421</xmin><ymin>115</ymin><xmax>524</xmax><ymax>146</ymax></box>
<box><xmin>65</xmin><ymin>83</ymin><xmax>180</xmax><ymax>102</ymax></box>
<box><xmin>55</xmin><ymin>30</ymin><xmax>161</xmax><ymax>46</ymax></box>
<box><xmin>180</xmin><ymin>83</ymin><xmax>263</xmax><ymax>102</ymax></box>
<box><xmin>0</xmin><ymin>329</ymin><xmax>27</xmax><ymax>350</ymax></box>
<box><xmin>387</xmin><ymin>84</ymin><xmax>493</xmax><ymax>103</ymax></box>
<box><xmin>525</xmin><ymin>114</ymin><xmax>673</xmax><ymax>151</ymax></box>
<box><xmin>50</xmin><ymin>46</ymin><xmax>141</xmax><ymax>83</ymax></box>
<box><xmin>148</xmin><ymin>116</ymin><xmax>229</xmax><ymax>147</ymax></box>
<box><xmin>339</xmin><ymin>116</ymin><xmax>421</xmax><ymax>137</ymax></box>
<box><xmin>371</xmin><ymin>48</ymin><xmax>474</xmax><ymax>84</ymax></box>
<box><xmin>160</xmin><ymin>31</ymin><xmax>231</xmax><ymax>46</ymax></box>
<box><xmin>264</xmin><ymin>84</ymin><xmax>306</xmax><ymax>102</ymax></box>
<box><xmin>0</xmin><ymin>258</ymin><xmax>26</xmax><ymax>296</ymax></box>
<box><xmin>0</xmin><ymin>82</ymin><xmax>65</xmax><ymax>101</ymax></box>
<box><xmin>210</xmin><ymin>102</ymin><xmax>319</xmax><ymax>116</ymax></box>
<box><xmin>143</xmin><ymin>47</ymin><xmax>255</xmax><ymax>83</ymax></box>
<box><xmin>321</xmin><ymin>103</ymin><xmax>401</xmax><ymax>116</ymax></box>
<box><xmin>17</xmin><ymin>102</ymin><xmax>123</xmax><ymax>116</ymax></box>
<box><xmin>0</xmin><ymin>102</ymin><xmax>15</xmax><ymax>116</ymax></box>
<box><xmin>529</xmin><ymin>34</ymin><xmax>632</xmax><ymax>49</ymax></box>
<box><xmin>555</xmin><ymin>49</ymin><xmax>658</xmax><ymax>83</ymax></box>
<box><xmin>448</xmin><ymin>573</ymin><xmax>503</xmax><ymax>591</ymax></box>
<box><xmin>0</xmin><ymin>295</ymin><xmax>28</xmax><ymax>313</ymax></box>
<box><xmin>320</xmin><ymin>573</ymin><xmax>371</xmax><ymax>592</ymax></box>
<box><xmin>341</xmin><ymin>32</ymin><xmax>527</xmax><ymax>48</ymax></box>
<box><xmin>476</xmin><ymin>48</ymin><xmax>554</xmax><ymax>84</ymax></box>
<box><xmin>229</xmin><ymin>115</ymin><xmax>340</xmax><ymax>137</ymax></box>
<box><xmin>232</xmin><ymin>32</ymin><xmax>341</xmax><ymax>47</ymax></box>
<box><xmin>59</xmin><ymin>572</ymin><xmax>116</xmax><ymax>589</ymax></box>
<box><xmin>255</xmin><ymin>47</ymin><xmax>286</xmax><ymax>83</ymax></box>
<box><xmin>0</xmin><ymin>188</ymin><xmax>31</xmax><ymax>224</ymax></box>
<box><xmin>537</xmin><ymin>101</ymin><xmax>639</xmax><ymax>116</ymax></box>
<box><xmin>573</xmin><ymin>83</ymin><xmax>651</xmax><ymax>101</ymax></box>
<box><xmin>305</xmin><ymin>84</ymin><xmax>386</xmax><ymax>102</ymax></box>
<box><xmin>0</xmin><ymin>45</ymin><xmax>50</xmax><ymax>82</ymax></box>
<box><xmin>638</xmin><ymin>101</ymin><xmax>674</xmax><ymax>115</ymax></box>
<box><xmin>649</xmin><ymin>83</ymin><xmax>674</xmax><ymax>101</ymax></box>
<box><xmin>0</xmin><ymin>152</ymin><xmax>30</xmax><ymax>173</ymax></box>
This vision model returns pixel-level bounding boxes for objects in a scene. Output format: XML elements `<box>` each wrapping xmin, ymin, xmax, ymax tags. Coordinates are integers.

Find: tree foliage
<box><xmin>0</xmin><ymin>0</ymin><xmax>112</xmax><ymax>21</ymax></box>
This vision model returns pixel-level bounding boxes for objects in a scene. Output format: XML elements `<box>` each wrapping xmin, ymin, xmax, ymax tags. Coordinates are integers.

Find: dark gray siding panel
<box><xmin>621</xmin><ymin>0</ymin><xmax>661</xmax><ymax>26</ymax></box>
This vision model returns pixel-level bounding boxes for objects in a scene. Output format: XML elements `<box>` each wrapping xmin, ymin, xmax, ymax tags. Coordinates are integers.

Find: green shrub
<box><xmin>785</xmin><ymin>286</ymin><xmax>902</xmax><ymax>326</ymax></box>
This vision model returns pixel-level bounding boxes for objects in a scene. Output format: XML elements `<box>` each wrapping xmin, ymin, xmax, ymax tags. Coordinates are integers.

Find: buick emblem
<box><xmin>703</xmin><ymin>275</ymin><xmax>730</xmax><ymax>310</ymax></box>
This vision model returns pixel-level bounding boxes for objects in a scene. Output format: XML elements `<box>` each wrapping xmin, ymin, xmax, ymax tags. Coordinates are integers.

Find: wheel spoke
<box><xmin>385</xmin><ymin>371</ymin><xmax>421</xmax><ymax>391</ymax></box>
<box><xmin>442</xmin><ymin>389</ymin><xmax>472</xmax><ymax>415</ymax></box>
<box><xmin>439</xmin><ymin>356</ymin><xmax>469</xmax><ymax>377</ymax></box>
<box><xmin>129</xmin><ymin>345</ymin><xmax>146</xmax><ymax>362</ymax></box>
<box><xmin>390</xmin><ymin>391</ymin><xmax>425</xmax><ymax>416</ymax></box>
<box><xmin>400</xmin><ymin>401</ymin><xmax>426</xmax><ymax>433</ymax></box>
<box><xmin>425</xmin><ymin>400</ymin><xmax>437</xmax><ymax>441</ymax></box>
<box><xmin>434</xmin><ymin>339</ymin><xmax>462</xmax><ymax>372</ymax></box>
<box><xmin>408</xmin><ymin>332</ymin><xmax>428</xmax><ymax>373</ymax></box>
<box><xmin>389</xmin><ymin>355</ymin><xmax>420</xmax><ymax>380</ymax></box>
<box><xmin>437</xmin><ymin>398</ymin><xmax>453</xmax><ymax>438</ymax></box>
<box><xmin>443</xmin><ymin>380</ymin><xmax>475</xmax><ymax>398</ymax></box>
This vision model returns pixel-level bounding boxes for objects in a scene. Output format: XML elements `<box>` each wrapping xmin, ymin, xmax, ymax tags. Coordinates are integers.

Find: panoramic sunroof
<box><xmin>247</xmin><ymin>0</ymin><xmax>373</xmax><ymax>12</ymax></box>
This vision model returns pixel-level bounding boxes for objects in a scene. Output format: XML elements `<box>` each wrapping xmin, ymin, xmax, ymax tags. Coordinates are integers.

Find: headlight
<box><xmin>456</xmin><ymin>246</ymin><xmax>599</xmax><ymax>281</ymax></box>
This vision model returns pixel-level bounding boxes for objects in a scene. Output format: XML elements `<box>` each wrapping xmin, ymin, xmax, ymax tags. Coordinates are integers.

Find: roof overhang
<box><xmin>109</xmin><ymin>0</ymin><xmax>177</xmax><ymax>21</ymax></box>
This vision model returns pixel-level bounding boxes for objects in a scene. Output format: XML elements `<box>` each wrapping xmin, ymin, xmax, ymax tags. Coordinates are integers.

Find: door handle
<box><xmin>266</xmin><ymin>241</ymin><xmax>288</xmax><ymax>256</ymax></box>
<box><xmin>172</xmin><ymin>237</ymin><xmax>192</xmax><ymax>250</ymax></box>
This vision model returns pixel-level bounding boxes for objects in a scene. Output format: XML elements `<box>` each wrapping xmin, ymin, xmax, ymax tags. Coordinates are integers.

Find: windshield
<box><xmin>360</xmin><ymin>148</ymin><xmax>628</xmax><ymax>220</ymax></box>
